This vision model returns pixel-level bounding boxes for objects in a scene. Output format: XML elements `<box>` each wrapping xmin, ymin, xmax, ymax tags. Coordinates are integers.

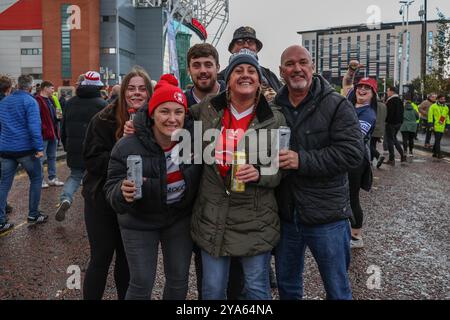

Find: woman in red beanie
<box><xmin>82</xmin><ymin>66</ymin><xmax>153</xmax><ymax>299</ymax></box>
<box><xmin>344</xmin><ymin>73</ymin><xmax>378</xmax><ymax>249</ymax></box>
<box><xmin>104</xmin><ymin>74</ymin><xmax>202</xmax><ymax>300</ymax></box>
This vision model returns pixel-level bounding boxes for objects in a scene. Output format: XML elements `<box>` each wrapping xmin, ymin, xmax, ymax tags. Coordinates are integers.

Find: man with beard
<box><xmin>274</xmin><ymin>45</ymin><xmax>364</xmax><ymax>300</ymax></box>
<box><xmin>184</xmin><ymin>43</ymin><xmax>225</xmax><ymax>300</ymax></box>
<box><xmin>185</xmin><ymin>43</ymin><xmax>225</xmax><ymax>108</ymax></box>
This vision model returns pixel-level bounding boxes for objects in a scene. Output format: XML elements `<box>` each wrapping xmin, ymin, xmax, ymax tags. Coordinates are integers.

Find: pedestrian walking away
<box><xmin>384</xmin><ymin>86</ymin><xmax>406</xmax><ymax>165</ymax></box>
<box><xmin>419</xmin><ymin>93</ymin><xmax>437</xmax><ymax>148</ymax></box>
<box><xmin>400</xmin><ymin>93</ymin><xmax>420</xmax><ymax>157</ymax></box>
<box><xmin>35</xmin><ymin>81</ymin><xmax>64</xmax><ymax>188</ymax></box>
<box><xmin>56</xmin><ymin>71</ymin><xmax>108</xmax><ymax>221</ymax></box>
<box><xmin>0</xmin><ymin>75</ymin><xmax>47</xmax><ymax>233</ymax></box>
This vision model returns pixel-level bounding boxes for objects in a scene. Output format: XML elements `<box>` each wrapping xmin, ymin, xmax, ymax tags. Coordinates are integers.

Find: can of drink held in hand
<box><xmin>128</xmin><ymin>108</ymin><xmax>136</xmax><ymax>121</ymax></box>
<box><xmin>230</xmin><ymin>151</ymin><xmax>246</xmax><ymax>193</ymax></box>
<box><xmin>127</xmin><ymin>155</ymin><xmax>143</xmax><ymax>200</ymax></box>
<box><xmin>279</xmin><ymin>126</ymin><xmax>291</xmax><ymax>150</ymax></box>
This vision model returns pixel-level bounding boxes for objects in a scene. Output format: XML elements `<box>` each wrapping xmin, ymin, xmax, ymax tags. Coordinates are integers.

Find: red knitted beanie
<box><xmin>148</xmin><ymin>74</ymin><xmax>187</xmax><ymax>116</ymax></box>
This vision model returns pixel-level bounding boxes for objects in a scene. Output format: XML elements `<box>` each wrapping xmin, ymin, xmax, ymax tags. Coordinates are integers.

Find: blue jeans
<box><xmin>275</xmin><ymin>218</ymin><xmax>352</xmax><ymax>300</ymax></box>
<box><xmin>41</xmin><ymin>139</ymin><xmax>57</xmax><ymax>180</ymax></box>
<box><xmin>201</xmin><ymin>250</ymin><xmax>271</xmax><ymax>300</ymax></box>
<box><xmin>59</xmin><ymin>167</ymin><xmax>84</xmax><ymax>203</ymax></box>
<box><xmin>0</xmin><ymin>155</ymin><xmax>43</xmax><ymax>223</ymax></box>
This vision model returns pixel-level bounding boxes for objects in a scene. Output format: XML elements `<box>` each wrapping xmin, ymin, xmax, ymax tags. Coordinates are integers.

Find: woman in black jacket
<box><xmin>104</xmin><ymin>74</ymin><xmax>201</xmax><ymax>300</ymax></box>
<box><xmin>82</xmin><ymin>67</ymin><xmax>153</xmax><ymax>299</ymax></box>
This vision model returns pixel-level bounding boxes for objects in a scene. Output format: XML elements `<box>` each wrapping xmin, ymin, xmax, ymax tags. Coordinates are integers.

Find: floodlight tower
<box><xmin>134</xmin><ymin>0</ymin><xmax>229</xmax><ymax>46</ymax></box>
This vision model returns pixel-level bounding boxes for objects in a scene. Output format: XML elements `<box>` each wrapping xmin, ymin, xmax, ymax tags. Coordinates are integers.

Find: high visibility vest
<box><xmin>52</xmin><ymin>93</ymin><xmax>63</xmax><ymax>119</ymax></box>
<box><xmin>428</xmin><ymin>103</ymin><xmax>450</xmax><ymax>133</ymax></box>
<box><xmin>411</xmin><ymin>102</ymin><xmax>420</xmax><ymax>124</ymax></box>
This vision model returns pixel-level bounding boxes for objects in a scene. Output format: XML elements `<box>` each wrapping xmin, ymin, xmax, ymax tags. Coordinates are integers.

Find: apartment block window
<box><xmin>337</xmin><ymin>37</ymin><xmax>342</xmax><ymax>77</ymax></box>
<box><xmin>304</xmin><ymin>40</ymin><xmax>310</xmax><ymax>52</ymax></box>
<box><xmin>61</xmin><ymin>4</ymin><xmax>72</xmax><ymax>79</ymax></box>
<box><xmin>102</xmin><ymin>15</ymin><xmax>115</xmax><ymax>22</ymax></box>
<box><xmin>347</xmin><ymin>36</ymin><xmax>351</xmax><ymax>64</ymax></box>
<box><xmin>406</xmin><ymin>32</ymin><xmax>411</xmax><ymax>81</ymax></box>
<box><xmin>386</xmin><ymin>33</ymin><xmax>391</xmax><ymax>79</ymax></box>
<box><xmin>427</xmin><ymin>31</ymin><xmax>433</xmax><ymax>73</ymax></box>
<box><xmin>21</xmin><ymin>36</ymin><xmax>41</xmax><ymax>42</ymax></box>
<box><xmin>102</xmin><ymin>48</ymin><xmax>117</xmax><ymax>54</ymax></box>
<box><xmin>328</xmin><ymin>38</ymin><xmax>333</xmax><ymax>71</ymax></box>
<box><xmin>21</xmin><ymin>67</ymin><xmax>42</xmax><ymax>80</ymax></box>
<box><xmin>356</xmin><ymin>36</ymin><xmax>361</xmax><ymax>61</ymax></box>
<box><xmin>366</xmin><ymin>35</ymin><xmax>370</xmax><ymax>76</ymax></box>
<box><xmin>21</xmin><ymin>48</ymin><xmax>42</xmax><ymax>55</ymax></box>
<box><xmin>119</xmin><ymin>48</ymin><xmax>136</xmax><ymax>59</ymax></box>
<box><xmin>319</xmin><ymin>37</ymin><xmax>324</xmax><ymax>73</ymax></box>
<box><xmin>119</xmin><ymin>16</ymin><xmax>135</xmax><ymax>30</ymax></box>
<box><xmin>311</xmin><ymin>39</ymin><xmax>316</xmax><ymax>63</ymax></box>
<box><xmin>376</xmin><ymin>34</ymin><xmax>381</xmax><ymax>78</ymax></box>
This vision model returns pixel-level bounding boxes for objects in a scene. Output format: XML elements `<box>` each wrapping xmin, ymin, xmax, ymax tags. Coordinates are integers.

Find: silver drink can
<box><xmin>279</xmin><ymin>126</ymin><xmax>291</xmax><ymax>150</ymax></box>
<box><xmin>127</xmin><ymin>155</ymin><xmax>143</xmax><ymax>200</ymax></box>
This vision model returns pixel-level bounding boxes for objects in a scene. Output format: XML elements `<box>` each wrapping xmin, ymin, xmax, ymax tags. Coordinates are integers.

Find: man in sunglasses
<box><xmin>219</xmin><ymin>26</ymin><xmax>282</xmax><ymax>102</ymax></box>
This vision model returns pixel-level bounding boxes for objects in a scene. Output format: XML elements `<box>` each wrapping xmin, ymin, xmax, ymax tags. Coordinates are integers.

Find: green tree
<box><xmin>431</xmin><ymin>9</ymin><xmax>450</xmax><ymax>79</ymax></box>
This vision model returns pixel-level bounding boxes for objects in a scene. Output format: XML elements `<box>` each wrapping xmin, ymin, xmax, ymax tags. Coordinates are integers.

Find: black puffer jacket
<box><xmin>385</xmin><ymin>95</ymin><xmax>404</xmax><ymax>125</ymax></box>
<box><xmin>274</xmin><ymin>75</ymin><xmax>364</xmax><ymax>225</ymax></box>
<box><xmin>104</xmin><ymin>107</ymin><xmax>202</xmax><ymax>231</ymax></box>
<box><xmin>62</xmin><ymin>86</ymin><xmax>107</xmax><ymax>168</ymax></box>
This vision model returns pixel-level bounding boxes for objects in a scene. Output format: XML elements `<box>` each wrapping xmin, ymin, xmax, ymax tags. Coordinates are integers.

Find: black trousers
<box><xmin>385</xmin><ymin>123</ymin><xmax>404</xmax><ymax>161</ymax></box>
<box><xmin>370</xmin><ymin>137</ymin><xmax>381</xmax><ymax>161</ymax></box>
<box><xmin>83</xmin><ymin>198</ymin><xmax>129</xmax><ymax>300</ymax></box>
<box><xmin>433</xmin><ymin>132</ymin><xmax>443</xmax><ymax>156</ymax></box>
<box><xmin>401</xmin><ymin>131</ymin><xmax>415</xmax><ymax>154</ymax></box>
<box><xmin>348</xmin><ymin>160</ymin><xmax>368</xmax><ymax>229</ymax></box>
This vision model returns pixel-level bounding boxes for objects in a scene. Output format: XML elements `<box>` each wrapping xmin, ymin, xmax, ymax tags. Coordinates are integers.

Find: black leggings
<box><xmin>348</xmin><ymin>160</ymin><xmax>368</xmax><ymax>229</ymax></box>
<box><xmin>370</xmin><ymin>137</ymin><xmax>381</xmax><ymax>161</ymax></box>
<box><xmin>401</xmin><ymin>131</ymin><xmax>415</xmax><ymax>154</ymax></box>
<box><xmin>83</xmin><ymin>198</ymin><xmax>129</xmax><ymax>300</ymax></box>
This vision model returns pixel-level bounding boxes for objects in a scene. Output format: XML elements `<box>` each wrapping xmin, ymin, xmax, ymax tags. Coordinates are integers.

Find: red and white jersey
<box><xmin>165</xmin><ymin>145</ymin><xmax>186</xmax><ymax>204</ymax></box>
<box><xmin>215</xmin><ymin>104</ymin><xmax>254</xmax><ymax>177</ymax></box>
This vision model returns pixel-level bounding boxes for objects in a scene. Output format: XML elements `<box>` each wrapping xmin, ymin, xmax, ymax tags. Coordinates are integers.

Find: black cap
<box><xmin>228</xmin><ymin>26</ymin><xmax>263</xmax><ymax>53</ymax></box>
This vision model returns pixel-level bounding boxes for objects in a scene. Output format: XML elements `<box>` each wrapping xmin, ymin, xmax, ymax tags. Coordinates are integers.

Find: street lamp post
<box><xmin>399</xmin><ymin>1</ymin><xmax>414</xmax><ymax>98</ymax></box>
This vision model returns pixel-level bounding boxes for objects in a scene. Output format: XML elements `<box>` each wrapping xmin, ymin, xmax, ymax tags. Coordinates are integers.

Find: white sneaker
<box><xmin>42</xmin><ymin>180</ymin><xmax>49</xmax><ymax>188</ymax></box>
<box><xmin>350</xmin><ymin>236</ymin><xmax>364</xmax><ymax>249</ymax></box>
<box><xmin>55</xmin><ymin>199</ymin><xmax>71</xmax><ymax>222</ymax></box>
<box><xmin>48</xmin><ymin>178</ymin><xmax>64</xmax><ymax>186</ymax></box>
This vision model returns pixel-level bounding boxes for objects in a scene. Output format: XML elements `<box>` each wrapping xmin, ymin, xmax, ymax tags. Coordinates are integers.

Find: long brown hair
<box><xmin>112</xmin><ymin>66</ymin><xmax>153</xmax><ymax>140</ymax></box>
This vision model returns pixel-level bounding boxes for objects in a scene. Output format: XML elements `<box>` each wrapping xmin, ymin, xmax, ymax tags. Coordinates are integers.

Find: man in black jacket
<box><xmin>218</xmin><ymin>26</ymin><xmax>282</xmax><ymax>102</ymax></box>
<box><xmin>274</xmin><ymin>45</ymin><xmax>364</xmax><ymax>300</ymax></box>
<box><xmin>55</xmin><ymin>71</ymin><xmax>108</xmax><ymax>221</ymax></box>
<box><xmin>384</xmin><ymin>86</ymin><xmax>406</xmax><ymax>165</ymax></box>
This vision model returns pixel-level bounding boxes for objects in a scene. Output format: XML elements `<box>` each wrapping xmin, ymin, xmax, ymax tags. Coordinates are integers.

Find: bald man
<box><xmin>274</xmin><ymin>45</ymin><xmax>364</xmax><ymax>300</ymax></box>
<box><xmin>108</xmin><ymin>85</ymin><xmax>121</xmax><ymax>104</ymax></box>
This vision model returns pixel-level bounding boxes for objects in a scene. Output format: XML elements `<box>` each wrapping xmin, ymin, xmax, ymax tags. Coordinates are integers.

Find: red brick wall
<box><xmin>42</xmin><ymin>0</ymin><xmax>99</xmax><ymax>87</ymax></box>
